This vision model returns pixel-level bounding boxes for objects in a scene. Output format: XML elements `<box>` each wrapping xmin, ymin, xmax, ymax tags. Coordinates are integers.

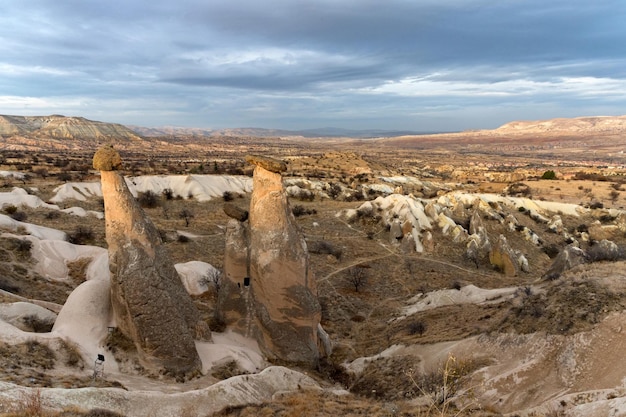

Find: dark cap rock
<box><xmin>93</xmin><ymin>145</ymin><xmax>122</xmax><ymax>171</ymax></box>
<box><xmin>223</xmin><ymin>203</ymin><xmax>249</xmax><ymax>222</ymax></box>
<box><xmin>245</xmin><ymin>155</ymin><xmax>287</xmax><ymax>173</ymax></box>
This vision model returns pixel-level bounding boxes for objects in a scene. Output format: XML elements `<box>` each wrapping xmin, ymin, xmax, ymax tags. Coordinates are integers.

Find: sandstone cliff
<box><xmin>93</xmin><ymin>145</ymin><xmax>209</xmax><ymax>377</ymax></box>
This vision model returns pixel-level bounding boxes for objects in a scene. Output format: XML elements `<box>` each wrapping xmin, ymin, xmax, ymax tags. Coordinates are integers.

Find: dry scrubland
<box><xmin>1</xmin><ymin>126</ymin><xmax>626</xmax><ymax>417</ymax></box>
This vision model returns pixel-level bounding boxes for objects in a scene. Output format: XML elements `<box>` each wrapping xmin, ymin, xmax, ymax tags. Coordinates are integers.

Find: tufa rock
<box><xmin>489</xmin><ymin>235</ymin><xmax>518</xmax><ymax>276</ymax></box>
<box><xmin>223</xmin><ymin>203</ymin><xmax>249</xmax><ymax>222</ymax></box>
<box><xmin>219</xmin><ymin>159</ymin><xmax>327</xmax><ymax>365</ymax></box>
<box><xmin>93</xmin><ymin>145</ymin><xmax>122</xmax><ymax>171</ymax></box>
<box><xmin>247</xmin><ymin>160</ymin><xmax>323</xmax><ymax>365</ymax></box>
<box><xmin>217</xmin><ymin>219</ymin><xmax>251</xmax><ymax>334</ymax></box>
<box><xmin>95</xmin><ymin>146</ymin><xmax>209</xmax><ymax>377</ymax></box>
<box><xmin>543</xmin><ymin>244</ymin><xmax>587</xmax><ymax>280</ymax></box>
<box><xmin>245</xmin><ymin>155</ymin><xmax>287</xmax><ymax>173</ymax></box>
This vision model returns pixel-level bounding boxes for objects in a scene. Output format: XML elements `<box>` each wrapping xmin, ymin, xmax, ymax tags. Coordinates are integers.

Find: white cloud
<box><xmin>357</xmin><ymin>74</ymin><xmax>626</xmax><ymax>100</ymax></box>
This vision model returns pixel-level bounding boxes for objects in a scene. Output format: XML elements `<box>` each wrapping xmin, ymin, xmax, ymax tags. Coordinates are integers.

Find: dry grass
<box><xmin>498</xmin><ymin>278</ymin><xmax>626</xmax><ymax>335</ymax></box>
<box><xmin>66</xmin><ymin>258</ymin><xmax>92</xmax><ymax>286</ymax></box>
<box><xmin>2</xmin><ymin>144</ymin><xmax>626</xmax><ymax>415</ymax></box>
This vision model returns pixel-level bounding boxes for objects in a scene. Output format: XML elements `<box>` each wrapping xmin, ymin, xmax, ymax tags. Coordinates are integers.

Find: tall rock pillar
<box><xmin>246</xmin><ymin>156</ymin><xmax>322</xmax><ymax>365</ymax></box>
<box><xmin>93</xmin><ymin>145</ymin><xmax>209</xmax><ymax>377</ymax></box>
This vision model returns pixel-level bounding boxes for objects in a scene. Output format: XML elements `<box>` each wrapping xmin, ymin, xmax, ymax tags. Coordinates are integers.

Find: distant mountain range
<box><xmin>126</xmin><ymin>125</ymin><xmax>438</xmax><ymax>139</ymax></box>
<box><xmin>0</xmin><ymin>114</ymin><xmax>141</xmax><ymax>141</ymax></box>
<box><xmin>2</xmin><ymin>113</ymin><xmax>626</xmax><ymax>152</ymax></box>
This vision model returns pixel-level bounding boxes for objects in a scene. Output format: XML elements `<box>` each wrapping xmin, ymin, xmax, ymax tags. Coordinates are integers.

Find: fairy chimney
<box><xmin>94</xmin><ymin>145</ymin><xmax>209</xmax><ymax>377</ymax></box>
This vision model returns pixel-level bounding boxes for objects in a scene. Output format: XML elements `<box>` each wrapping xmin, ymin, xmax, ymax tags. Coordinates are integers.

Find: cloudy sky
<box><xmin>1</xmin><ymin>0</ymin><xmax>625</xmax><ymax>132</ymax></box>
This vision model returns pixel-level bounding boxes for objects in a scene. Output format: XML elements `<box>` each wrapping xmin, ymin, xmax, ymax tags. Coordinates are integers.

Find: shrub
<box><xmin>407</xmin><ymin>320</ymin><xmax>427</xmax><ymax>336</ymax></box>
<box><xmin>505</xmin><ymin>182</ymin><xmax>532</xmax><ymax>198</ymax></box>
<box><xmin>541</xmin><ymin>170</ymin><xmax>557</xmax><ymax>180</ymax></box>
<box><xmin>308</xmin><ymin>240</ymin><xmax>342</xmax><ymax>260</ymax></box>
<box><xmin>59</xmin><ymin>339</ymin><xmax>85</xmax><ymax>369</ymax></box>
<box><xmin>292</xmin><ymin>204</ymin><xmax>317</xmax><ymax>217</ymax></box>
<box><xmin>179</xmin><ymin>209</ymin><xmax>194</xmax><ymax>227</ymax></box>
<box><xmin>412</xmin><ymin>354</ymin><xmax>482</xmax><ymax>406</ymax></box>
<box><xmin>211</xmin><ymin>360</ymin><xmax>245</xmax><ymax>380</ymax></box>
<box><xmin>45</xmin><ymin>210</ymin><xmax>60</xmax><ymax>219</ymax></box>
<box><xmin>162</xmin><ymin>188</ymin><xmax>174</xmax><ymax>200</ymax></box>
<box><xmin>85</xmin><ymin>409</ymin><xmax>126</xmax><ymax>417</ymax></box>
<box><xmin>137</xmin><ymin>190</ymin><xmax>160</xmax><ymax>208</ymax></box>
<box><xmin>346</xmin><ymin>265</ymin><xmax>368</xmax><ymax>292</ymax></box>
<box><xmin>22</xmin><ymin>314</ymin><xmax>54</xmax><ymax>333</ymax></box>
<box><xmin>69</xmin><ymin>226</ymin><xmax>94</xmax><ymax>245</ymax></box>
<box><xmin>223</xmin><ymin>191</ymin><xmax>234</xmax><ymax>202</ymax></box>
<box><xmin>14</xmin><ymin>238</ymin><xmax>32</xmax><ymax>254</ymax></box>
<box><xmin>10</xmin><ymin>210</ymin><xmax>27</xmax><ymax>222</ymax></box>
<box><xmin>327</xmin><ymin>183</ymin><xmax>342</xmax><ymax>200</ymax></box>
<box><xmin>3</xmin><ymin>204</ymin><xmax>18</xmax><ymax>215</ymax></box>
<box><xmin>57</xmin><ymin>172</ymin><xmax>73</xmax><ymax>182</ymax></box>
<box><xmin>589</xmin><ymin>201</ymin><xmax>604</xmax><ymax>209</ymax></box>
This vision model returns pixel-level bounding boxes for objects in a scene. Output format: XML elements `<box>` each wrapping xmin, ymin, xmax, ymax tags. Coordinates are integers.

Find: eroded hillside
<box><xmin>1</xmin><ymin>115</ymin><xmax>626</xmax><ymax>416</ymax></box>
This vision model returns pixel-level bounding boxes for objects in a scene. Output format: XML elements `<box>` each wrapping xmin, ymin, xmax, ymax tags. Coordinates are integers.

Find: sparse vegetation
<box><xmin>137</xmin><ymin>190</ymin><xmax>160</xmax><ymax>208</ymax></box>
<box><xmin>178</xmin><ymin>208</ymin><xmax>194</xmax><ymax>227</ymax></box>
<box><xmin>68</xmin><ymin>226</ymin><xmax>95</xmax><ymax>245</ymax></box>
<box><xmin>346</xmin><ymin>265</ymin><xmax>368</xmax><ymax>292</ymax></box>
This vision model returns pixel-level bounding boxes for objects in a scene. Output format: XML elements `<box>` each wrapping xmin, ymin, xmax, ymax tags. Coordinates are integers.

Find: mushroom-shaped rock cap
<box><xmin>245</xmin><ymin>155</ymin><xmax>287</xmax><ymax>173</ymax></box>
<box><xmin>93</xmin><ymin>145</ymin><xmax>122</xmax><ymax>171</ymax></box>
<box><xmin>223</xmin><ymin>203</ymin><xmax>249</xmax><ymax>222</ymax></box>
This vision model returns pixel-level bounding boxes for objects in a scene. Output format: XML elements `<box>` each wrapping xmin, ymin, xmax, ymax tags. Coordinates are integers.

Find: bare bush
<box><xmin>308</xmin><ymin>240</ymin><xmax>342</xmax><ymax>260</ymax></box>
<box><xmin>69</xmin><ymin>226</ymin><xmax>94</xmax><ymax>245</ymax></box>
<box><xmin>346</xmin><ymin>265</ymin><xmax>368</xmax><ymax>292</ymax></box>
<box><xmin>407</xmin><ymin>320</ymin><xmax>427</xmax><ymax>336</ymax></box>
<box><xmin>178</xmin><ymin>209</ymin><xmax>194</xmax><ymax>227</ymax></box>
<box><xmin>292</xmin><ymin>204</ymin><xmax>317</xmax><ymax>217</ymax></box>
<box><xmin>137</xmin><ymin>190</ymin><xmax>160</xmax><ymax>208</ymax></box>
<box><xmin>199</xmin><ymin>267</ymin><xmax>223</xmax><ymax>294</ymax></box>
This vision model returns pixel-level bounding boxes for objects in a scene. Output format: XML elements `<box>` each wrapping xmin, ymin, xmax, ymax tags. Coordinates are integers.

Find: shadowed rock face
<box><xmin>94</xmin><ymin>146</ymin><xmax>209</xmax><ymax>376</ymax></box>
<box><xmin>217</xmin><ymin>219</ymin><xmax>250</xmax><ymax>333</ymax></box>
<box><xmin>247</xmin><ymin>160</ymin><xmax>322</xmax><ymax>365</ymax></box>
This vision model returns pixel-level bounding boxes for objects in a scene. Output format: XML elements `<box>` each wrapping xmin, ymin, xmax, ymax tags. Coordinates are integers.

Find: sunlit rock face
<box><xmin>244</xmin><ymin>155</ymin><xmax>322</xmax><ymax>365</ymax></box>
<box><xmin>94</xmin><ymin>145</ymin><xmax>209</xmax><ymax>377</ymax></box>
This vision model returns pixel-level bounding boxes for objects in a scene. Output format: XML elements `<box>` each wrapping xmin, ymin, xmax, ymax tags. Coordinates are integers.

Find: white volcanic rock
<box><xmin>0</xmin><ymin>366</ymin><xmax>320</xmax><ymax>417</ymax></box>
<box><xmin>51</xmin><ymin>174</ymin><xmax>252</xmax><ymax>203</ymax></box>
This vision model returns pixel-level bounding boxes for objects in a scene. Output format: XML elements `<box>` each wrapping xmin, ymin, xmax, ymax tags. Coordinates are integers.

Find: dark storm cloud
<box><xmin>1</xmin><ymin>0</ymin><xmax>625</xmax><ymax>130</ymax></box>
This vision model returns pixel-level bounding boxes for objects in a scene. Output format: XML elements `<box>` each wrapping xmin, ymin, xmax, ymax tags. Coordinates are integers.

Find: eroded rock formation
<box><xmin>217</xmin><ymin>218</ymin><xmax>251</xmax><ymax>334</ymax></box>
<box><xmin>94</xmin><ymin>145</ymin><xmax>209</xmax><ymax>376</ymax></box>
<box><xmin>220</xmin><ymin>155</ymin><xmax>324</xmax><ymax>366</ymax></box>
<box><xmin>489</xmin><ymin>234</ymin><xmax>519</xmax><ymax>276</ymax></box>
<box><xmin>247</xmin><ymin>155</ymin><xmax>322</xmax><ymax>365</ymax></box>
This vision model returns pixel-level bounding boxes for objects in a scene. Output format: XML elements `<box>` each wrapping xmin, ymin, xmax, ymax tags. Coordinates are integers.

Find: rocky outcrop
<box><xmin>247</xmin><ymin>156</ymin><xmax>322</xmax><ymax>365</ymax></box>
<box><xmin>217</xmin><ymin>219</ymin><xmax>251</xmax><ymax>334</ymax></box>
<box><xmin>489</xmin><ymin>235</ymin><xmax>519</xmax><ymax>276</ymax></box>
<box><xmin>543</xmin><ymin>245</ymin><xmax>587</xmax><ymax>280</ymax></box>
<box><xmin>94</xmin><ymin>146</ymin><xmax>209</xmax><ymax>376</ymax></box>
<box><xmin>220</xmin><ymin>156</ymin><xmax>324</xmax><ymax>365</ymax></box>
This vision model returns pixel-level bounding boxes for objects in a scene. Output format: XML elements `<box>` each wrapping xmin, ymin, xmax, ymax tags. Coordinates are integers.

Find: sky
<box><xmin>1</xmin><ymin>0</ymin><xmax>626</xmax><ymax>132</ymax></box>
